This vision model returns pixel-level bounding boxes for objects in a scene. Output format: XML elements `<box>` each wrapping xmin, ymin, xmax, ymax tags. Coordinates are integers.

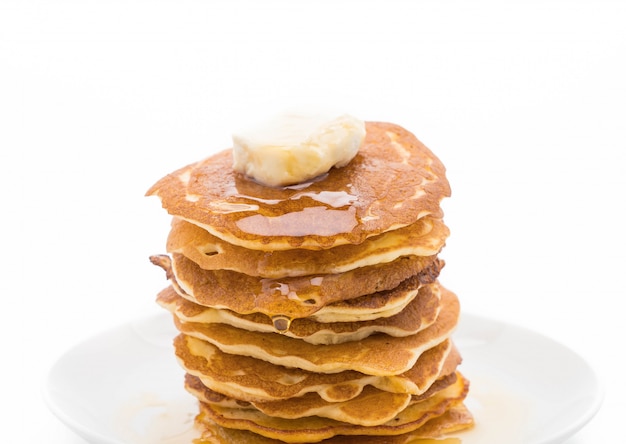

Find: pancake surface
<box><xmin>147</xmin><ymin>122</ymin><xmax>451</xmax><ymax>250</ymax></box>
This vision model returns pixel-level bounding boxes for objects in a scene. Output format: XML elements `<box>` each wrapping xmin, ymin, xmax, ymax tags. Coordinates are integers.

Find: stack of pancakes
<box><xmin>147</xmin><ymin>121</ymin><xmax>474</xmax><ymax>443</ymax></box>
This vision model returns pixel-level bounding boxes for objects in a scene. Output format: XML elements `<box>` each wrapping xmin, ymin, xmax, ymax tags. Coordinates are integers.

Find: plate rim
<box><xmin>457</xmin><ymin>312</ymin><xmax>605</xmax><ymax>444</ymax></box>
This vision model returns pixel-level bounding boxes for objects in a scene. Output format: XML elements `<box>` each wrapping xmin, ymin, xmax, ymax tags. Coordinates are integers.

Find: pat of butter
<box><xmin>232</xmin><ymin>112</ymin><xmax>365</xmax><ymax>187</ymax></box>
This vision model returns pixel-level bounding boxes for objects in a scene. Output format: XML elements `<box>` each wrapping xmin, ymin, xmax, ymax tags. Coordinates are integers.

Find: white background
<box><xmin>2</xmin><ymin>0</ymin><xmax>625</xmax><ymax>442</ymax></box>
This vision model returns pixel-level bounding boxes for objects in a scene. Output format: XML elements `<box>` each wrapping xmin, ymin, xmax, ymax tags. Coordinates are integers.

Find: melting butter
<box><xmin>232</xmin><ymin>111</ymin><xmax>365</xmax><ymax>187</ymax></box>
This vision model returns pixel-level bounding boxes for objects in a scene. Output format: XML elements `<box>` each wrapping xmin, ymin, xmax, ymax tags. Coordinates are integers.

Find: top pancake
<box><xmin>146</xmin><ymin>122</ymin><xmax>451</xmax><ymax>251</ymax></box>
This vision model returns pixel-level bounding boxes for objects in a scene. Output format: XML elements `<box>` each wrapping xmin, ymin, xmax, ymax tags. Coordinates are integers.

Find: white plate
<box><xmin>43</xmin><ymin>313</ymin><xmax>603</xmax><ymax>444</ymax></box>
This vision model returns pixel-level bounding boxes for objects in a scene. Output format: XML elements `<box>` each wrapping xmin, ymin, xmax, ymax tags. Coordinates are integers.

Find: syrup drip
<box><xmin>271</xmin><ymin>315</ymin><xmax>293</xmax><ymax>333</ymax></box>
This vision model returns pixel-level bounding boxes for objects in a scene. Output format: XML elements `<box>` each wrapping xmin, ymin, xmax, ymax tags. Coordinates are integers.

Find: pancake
<box><xmin>187</xmin><ymin>378</ymin><xmax>412</xmax><ymax>426</ymax></box>
<box><xmin>186</xmin><ymin>371</ymin><xmax>459</xmax><ymax>426</ymax></box>
<box><xmin>194</xmin><ymin>373</ymin><xmax>469</xmax><ymax>443</ymax></box>
<box><xmin>175</xmin><ymin>335</ymin><xmax>461</xmax><ymax>403</ymax></box>
<box><xmin>167</xmin><ymin>216</ymin><xmax>449</xmax><ymax>278</ymax></box>
<box><xmin>151</xmin><ymin>253</ymin><xmax>444</xmax><ymax>320</ymax></box>
<box><xmin>146</xmin><ymin>122</ymin><xmax>451</xmax><ymax>251</ymax></box>
<box><xmin>173</xmin><ymin>285</ymin><xmax>459</xmax><ymax>376</ymax></box>
<box><xmin>186</xmin><ymin>371</ymin><xmax>458</xmax><ymax>411</ymax></box>
<box><xmin>157</xmin><ymin>282</ymin><xmax>440</xmax><ymax>344</ymax></box>
<box><xmin>158</xmin><ymin>273</ymin><xmax>424</xmax><ymax>327</ymax></box>
<box><xmin>194</xmin><ymin>404</ymin><xmax>473</xmax><ymax>444</ymax></box>
<box><xmin>309</xmin><ymin>281</ymin><xmax>422</xmax><ymax>324</ymax></box>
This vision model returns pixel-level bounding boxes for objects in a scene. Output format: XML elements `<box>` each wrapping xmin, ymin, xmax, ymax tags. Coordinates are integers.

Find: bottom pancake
<box><xmin>194</xmin><ymin>404</ymin><xmax>473</xmax><ymax>444</ymax></box>
<box><xmin>195</xmin><ymin>373</ymin><xmax>470</xmax><ymax>443</ymax></box>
